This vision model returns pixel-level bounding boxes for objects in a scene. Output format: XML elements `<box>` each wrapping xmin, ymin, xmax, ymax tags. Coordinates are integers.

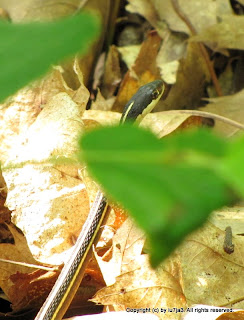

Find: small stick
<box><xmin>223</xmin><ymin>226</ymin><xmax>234</xmax><ymax>254</ymax></box>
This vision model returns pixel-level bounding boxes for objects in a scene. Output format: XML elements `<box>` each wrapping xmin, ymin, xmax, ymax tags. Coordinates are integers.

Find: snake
<box><xmin>34</xmin><ymin>79</ymin><xmax>165</xmax><ymax>320</ymax></box>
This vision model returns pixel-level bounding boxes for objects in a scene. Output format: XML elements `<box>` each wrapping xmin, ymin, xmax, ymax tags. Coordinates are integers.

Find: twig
<box><xmin>171</xmin><ymin>0</ymin><xmax>223</xmax><ymax>96</ymax></box>
<box><xmin>162</xmin><ymin>110</ymin><xmax>244</xmax><ymax>130</ymax></box>
<box><xmin>223</xmin><ymin>226</ymin><xmax>234</xmax><ymax>254</ymax></box>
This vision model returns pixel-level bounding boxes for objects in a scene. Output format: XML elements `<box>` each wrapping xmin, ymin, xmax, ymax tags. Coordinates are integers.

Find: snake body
<box><xmin>35</xmin><ymin>80</ymin><xmax>164</xmax><ymax>320</ymax></box>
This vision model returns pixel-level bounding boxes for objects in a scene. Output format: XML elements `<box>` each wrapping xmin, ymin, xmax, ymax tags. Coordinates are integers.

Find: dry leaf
<box><xmin>156</xmin><ymin>31</ymin><xmax>187</xmax><ymax>85</ymax></box>
<box><xmin>0</xmin><ymin>86</ymin><xmax>43</xmax><ymax>164</ymax></box>
<box><xmin>93</xmin><ymin>255</ymin><xmax>186</xmax><ymax>320</ymax></box>
<box><xmin>9</xmin><ymin>268</ymin><xmax>60</xmax><ymax>311</ymax></box>
<box><xmin>0</xmin><ymin>61</ymin><xmax>88</xmax><ymax>164</ymax></box>
<box><xmin>216</xmin><ymin>311</ymin><xmax>244</xmax><ymax>319</ymax></box>
<box><xmin>126</xmin><ymin>0</ymin><xmax>167</xmax><ymax>38</ymax></box>
<box><xmin>191</xmin><ymin>16</ymin><xmax>244</xmax><ymax>51</ymax></box>
<box><xmin>94</xmin><ymin>219</ymin><xmax>145</xmax><ymax>286</ymax></box>
<box><xmin>2</xmin><ymin>93</ymin><xmax>90</xmax><ymax>264</ymax></box>
<box><xmin>93</xmin><ymin>219</ymin><xmax>186</xmax><ymax>320</ymax></box>
<box><xmin>0</xmin><ymin>223</ymin><xmax>47</xmax><ymax>299</ymax></box>
<box><xmin>210</xmin><ymin>207</ymin><xmax>244</xmax><ymax>235</ymax></box>
<box><xmin>101</xmin><ymin>45</ymin><xmax>121</xmax><ymax>98</ymax></box>
<box><xmin>141</xmin><ymin>112</ymin><xmax>190</xmax><ymax>137</ymax></box>
<box><xmin>155</xmin><ymin>43</ymin><xmax>210</xmax><ymax>112</ymax></box>
<box><xmin>148</xmin><ymin>0</ymin><xmax>218</xmax><ymax>35</ymax></box>
<box><xmin>0</xmin><ymin>0</ymin><xmax>81</xmax><ymax>22</ymax></box>
<box><xmin>118</xmin><ymin>45</ymin><xmax>141</xmax><ymax>70</ymax></box>
<box><xmin>91</xmin><ymin>90</ymin><xmax>115</xmax><ymax>112</ymax></box>
<box><xmin>180</xmin><ymin>223</ymin><xmax>244</xmax><ymax>308</ymax></box>
<box><xmin>207</xmin><ymin>63</ymin><xmax>234</xmax><ymax>98</ymax></box>
<box><xmin>199</xmin><ymin>89</ymin><xmax>244</xmax><ymax>136</ymax></box>
<box><xmin>93</xmin><ymin>213</ymin><xmax>244</xmax><ymax>319</ymax></box>
<box><xmin>82</xmin><ymin>110</ymin><xmax>120</xmax><ymax>126</ymax></box>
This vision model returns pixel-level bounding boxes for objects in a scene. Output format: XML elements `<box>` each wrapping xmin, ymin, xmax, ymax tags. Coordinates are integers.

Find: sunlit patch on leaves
<box><xmin>79</xmin><ymin>125</ymin><xmax>235</xmax><ymax>267</ymax></box>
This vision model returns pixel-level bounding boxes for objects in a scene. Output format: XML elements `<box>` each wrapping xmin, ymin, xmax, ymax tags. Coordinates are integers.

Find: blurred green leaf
<box><xmin>79</xmin><ymin>125</ymin><xmax>233</xmax><ymax>267</ymax></box>
<box><xmin>0</xmin><ymin>13</ymin><xmax>99</xmax><ymax>102</ymax></box>
<box><xmin>220</xmin><ymin>135</ymin><xmax>244</xmax><ymax>197</ymax></box>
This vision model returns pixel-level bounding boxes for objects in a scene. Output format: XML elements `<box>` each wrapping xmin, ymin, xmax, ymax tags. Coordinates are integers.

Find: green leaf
<box><xmin>220</xmin><ymin>135</ymin><xmax>244</xmax><ymax>197</ymax></box>
<box><xmin>79</xmin><ymin>125</ymin><xmax>232</xmax><ymax>267</ymax></box>
<box><xmin>0</xmin><ymin>13</ymin><xmax>99</xmax><ymax>102</ymax></box>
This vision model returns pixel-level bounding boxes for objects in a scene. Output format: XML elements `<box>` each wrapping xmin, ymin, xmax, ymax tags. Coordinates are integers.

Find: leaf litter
<box><xmin>1</xmin><ymin>0</ymin><xmax>244</xmax><ymax>318</ymax></box>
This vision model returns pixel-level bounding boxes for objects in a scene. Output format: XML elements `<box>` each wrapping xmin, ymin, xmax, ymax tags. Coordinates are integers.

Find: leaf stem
<box><xmin>0</xmin><ymin>258</ymin><xmax>57</xmax><ymax>271</ymax></box>
<box><xmin>163</xmin><ymin>110</ymin><xmax>244</xmax><ymax>130</ymax></box>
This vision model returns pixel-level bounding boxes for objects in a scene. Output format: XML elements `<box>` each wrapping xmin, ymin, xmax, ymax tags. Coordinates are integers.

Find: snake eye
<box><xmin>152</xmin><ymin>89</ymin><xmax>160</xmax><ymax>100</ymax></box>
